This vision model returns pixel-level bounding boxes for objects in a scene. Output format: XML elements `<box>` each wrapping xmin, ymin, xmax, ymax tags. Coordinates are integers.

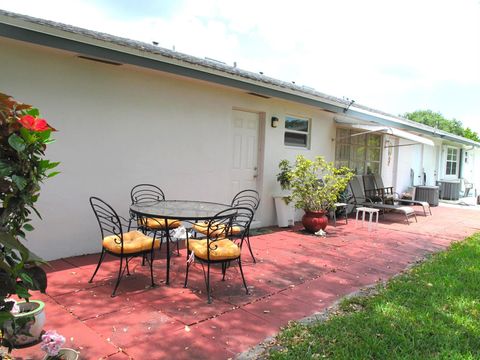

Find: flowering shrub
<box><xmin>41</xmin><ymin>330</ymin><xmax>66</xmax><ymax>359</ymax></box>
<box><xmin>0</xmin><ymin>92</ymin><xmax>58</xmax><ymax>351</ymax></box>
<box><xmin>0</xmin><ymin>93</ymin><xmax>58</xmax><ymax>236</ymax></box>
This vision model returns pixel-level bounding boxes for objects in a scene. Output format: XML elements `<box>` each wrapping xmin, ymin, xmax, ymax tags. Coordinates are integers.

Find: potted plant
<box><xmin>2</xmin><ymin>299</ymin><xmax>46</xmax><ymax>347</ymax></box>
<box><xmin>285</xmin><ymin>155</ymin><xmax>353</xmax><ymax>233</ymax></box>
<box><xmin>273</xmin><ymin>160</ymin><xmax>295</xmax><ymax>227</ymax></box>
<box><xmin>0</xmin><ymin>93</ymin><xmax>58</xmax><ymax>353</ymax></box>
<box><xmin>41</xmin><ymin>330</ymin><xmax>79</xmax><ymax>360</ymax></box>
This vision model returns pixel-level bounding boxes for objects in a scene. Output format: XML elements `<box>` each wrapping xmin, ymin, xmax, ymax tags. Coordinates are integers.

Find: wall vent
<box><xmin>77</xmin><ymin>55</ymin><xmax>122</xmax><ymax>66</ymax></box>
<box><xmin>247</xmin><ymin>92</ymin><xmax>270</xmax><ymax>99</ymax></box>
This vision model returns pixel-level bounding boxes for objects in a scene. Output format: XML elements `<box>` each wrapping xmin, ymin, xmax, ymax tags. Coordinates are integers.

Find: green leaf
<box><xmin>36</xmin><ymin>129</ymin><xmax>52</xmax><ymax>143</ymax></box>
<box><xmin>24</xmin><ymin>107</ymin><xmax>39</xmax><ymax>117</ymax></box>
<box><xmin>24</xmin><ymin>266</ymin><xmax>47</xmax><ymax>292</ymax></box>
<box><xmin>19</xmin><ymin>272</ymin><xmax>34</xmax><ymax>287</ymax></box>
<box><xmin>0</xmin><ymin>232</ymin><xmax>30</xmax><ymax>261</ymax></box>
<box><xmin>8</xmin><ymin>133</ymin><xmax>26</xmax><ymax>152</ymax></box>
<box><xmin>23</xmin><ymin>224</ymin><xmax>34</xmax><ymax>232</ymax></box>
<box><xmin>0</xmin><ymin>311</ymin><xmax>14</xmax><ymax>326</ymax></box>
<box><xmin>39</xmin><ymin>160</ymin><xmax>59</xmax><ymax>171</ymax></box>
<box><xmin>19</xmin><ymin>127</ymin><xmax>35</xmax><ymax>144</ymax></box>
<box><xmin>47</xmin><ymin>171</ymin><xmax>60</xmax><ymax>178</ymax></box>
<box><xmin>12</xmin><ymin>175</ymin><xmax>27</xmax><ymax>191</ymax></box>
<box><xmin>0</xmin><ymin>160</ymin><xmax>13</xmax><ymax>177</ymax></box>
<box><xmin>14</xmin><ymin>284</ymin><xmax>31</xmax><ymax>299</ymax></box>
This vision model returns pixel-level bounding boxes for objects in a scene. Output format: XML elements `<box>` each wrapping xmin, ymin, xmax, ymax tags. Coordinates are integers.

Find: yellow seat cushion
<box><xmin>139</xmin><ymin>217</ymin><xmax>181</xmax><ymax>230</ymax></box>
<box><xmin>193</xmin><ymin>222</ymin><xmax>242</xmax><ymax>236</ymax></box>
<box><xmin>188</xmin><ymin>238</ymin><xmax>240</xmax><ymax>261</ymax></box>
<box><xmin>103</xmin><ymin>230</ymin><xmax>160</xmax><ymax>255</ymax></box>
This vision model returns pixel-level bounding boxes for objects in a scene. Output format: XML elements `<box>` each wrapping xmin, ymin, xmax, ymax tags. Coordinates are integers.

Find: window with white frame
<box><xmin>335</xmin><ymin>128</ymin><xmax>382</xmax><ymax>174</ymax></box>
<box><xmin>445</xmin><ymin>147</ymin><xmax>459</xmax><ymax>176</ymax></box>
<box><xmin>284</xmin><ymin>115</ymin><xmax>310</xmax><ymax>148</ymax></box>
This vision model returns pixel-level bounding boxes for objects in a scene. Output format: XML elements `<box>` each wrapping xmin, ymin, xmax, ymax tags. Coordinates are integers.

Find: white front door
<box><xmin>230</xmin><ymin>110</ymin><xmax>259</xmax><ymax>198</ymax></box>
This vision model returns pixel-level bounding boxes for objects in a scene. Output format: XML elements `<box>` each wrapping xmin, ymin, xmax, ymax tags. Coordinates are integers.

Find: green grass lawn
<box><xmin>269</xmin><ymin>233</ymin><xmax>480</xmax><ymax>359</ymax></box>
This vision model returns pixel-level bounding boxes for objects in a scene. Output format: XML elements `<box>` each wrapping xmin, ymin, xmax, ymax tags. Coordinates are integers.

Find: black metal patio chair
<box><xmin>184</xmin><ymin>206</ymin><xmax>253</xmax><ymax>303</ymax></box>
<box><xmin>193</xmin><ymin>189</ymin><xmax>260</xmax><ymax>263</ymax></box>
<box><xmin>89</xmin><ymin>196</ymin><xmax>160</xmax><ymax>296</ymax></box>
<box><xmin>130</xmin><ymin>184</ymin><xmax>182</xmax><ymax>255</ymax></box>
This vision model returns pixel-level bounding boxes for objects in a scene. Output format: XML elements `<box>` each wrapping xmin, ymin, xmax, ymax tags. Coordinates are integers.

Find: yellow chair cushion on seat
<box><xmin>188</xmin><ymin>239</ymin><xmax>240</xmax><ymax>261</ymax></box>
<box><xmin>139</xmin><ymin>217</ymin><xmax>181</xmax><ymax>230</ymax></box>
<box><xmin>103</xmin><ymin>230</ymin><xmax>160</xmax><ymax>255</ymax></box>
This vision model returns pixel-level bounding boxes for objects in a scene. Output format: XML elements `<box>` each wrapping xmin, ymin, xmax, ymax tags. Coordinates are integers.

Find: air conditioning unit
<box><xmin>414</xmin><ymin>186</ymin><xmax>439</xmax><ymax>206</ymax></box>
<box><xmin>436</xmin><ymin>181</ymin><xmax>460</xmax><ymax>201</ymax></box>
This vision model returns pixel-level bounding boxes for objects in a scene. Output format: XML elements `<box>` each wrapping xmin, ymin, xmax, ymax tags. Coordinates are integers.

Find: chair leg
<box><xmin>205</xmin><ymin>263</ymin><xmax>212</xmax><ymax>304</ymax></box>
<box><xmin>238</xmin><ymin>258</ymin><xmax>249</xmax><ymax>295</ymax></box>
<box><xmin>126</xmin><ymin>258</ymin><xmax>131</xmax><ymax>276</ymax></box>
<box><xmin>112</xmin><ymin>255</ymin><xmax>124</xmax><ymax>297</ymax></box>
<box><xmin>89</xmin><ymin>249</ymin><xmax>106</xmax><ymax>283</ymax></box>
<box><xmin>149</xmin><ymin>250</ymin><xmax>155</xmax><ymax>288</ymax></box>
<box><xmin>184</xmin><ymin>254</ymin><xmax>191</xmax><ymax>288</ymax></box>
<box><xmin>221</xmin><ymin>262</ymin><xmax>227</xmax><ymax>281</ymax></box>
<box><xmin>245</xmin><ymin>228</ymin><xmax>256</xmax><ymax>263</ymax></box>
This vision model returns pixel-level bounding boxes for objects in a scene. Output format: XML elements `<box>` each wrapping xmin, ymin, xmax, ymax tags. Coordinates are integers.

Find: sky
<box><xmin>1</xmin><ymin>0</ymin><xmax>479</xmax><ymax>133</ymax></box>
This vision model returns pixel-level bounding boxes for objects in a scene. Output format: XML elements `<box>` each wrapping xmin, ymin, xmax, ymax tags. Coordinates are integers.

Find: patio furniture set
<box><xmin>89</xmin><ymin>185</ymin><xmax>259</xmax><ymax>303</ymax></box>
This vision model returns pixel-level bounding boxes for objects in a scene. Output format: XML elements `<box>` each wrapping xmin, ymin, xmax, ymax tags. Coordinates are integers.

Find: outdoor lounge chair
<box><xmin>362</xmin><ymin>174</ymin><xmax>394</xmax><ymax>203</ymax></box>
<box><xmin>371</xmin><ymin>174</ymin><xmax>432</xmax><ymax>216</ymax></box>
<box><xmin>349</xmin><ymin>176</ymin><xmax>417</xmax><ymax>224</ymax></box>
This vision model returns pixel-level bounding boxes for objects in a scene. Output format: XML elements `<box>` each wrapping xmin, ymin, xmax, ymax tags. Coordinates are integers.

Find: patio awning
<box><xmin>336</xmin><ymin>119</ymin><xmax>435</xmax><ymax>147</ymax></box>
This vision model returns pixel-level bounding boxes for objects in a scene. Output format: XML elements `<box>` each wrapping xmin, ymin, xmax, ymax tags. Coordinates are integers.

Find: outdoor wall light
<box><xmin>271</xmin><ymin>116</ymin><xmax>279</xmax><ymax>128</ymax></box>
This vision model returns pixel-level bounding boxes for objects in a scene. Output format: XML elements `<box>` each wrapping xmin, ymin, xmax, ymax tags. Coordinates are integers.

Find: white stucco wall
<box><xmin>394</xmin><ymin>139</ymin><xmax>424</xmax><ymax>194</ymax></box>
<box><xmin>1</xmin><ymin>37</ymin><xmax>336</xmax><ymax>259</ymax></box>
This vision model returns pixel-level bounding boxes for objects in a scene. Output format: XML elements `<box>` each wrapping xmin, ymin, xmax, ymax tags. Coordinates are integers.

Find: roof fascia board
<box><xmin>0</xmin><ymin>21</ymin><xmax>346</xmax><ymax>114</ymax></box>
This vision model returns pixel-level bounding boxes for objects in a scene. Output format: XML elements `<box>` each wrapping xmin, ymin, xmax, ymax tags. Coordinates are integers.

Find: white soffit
<box><xmin>340</xmin><ymin>122</ymin><xmax>435</xmax><ymax>146</ymax></box>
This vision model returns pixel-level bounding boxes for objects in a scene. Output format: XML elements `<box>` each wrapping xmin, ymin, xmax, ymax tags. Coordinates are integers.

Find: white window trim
<box><xmin>284</xmin><ymin>115</ymin><xmax>311</xmax><ymax>149</ymax></box>
<box><xmin>334</xmin><ymin>127</ymin><xmax>382</xmax><ymax>175</ymax></box>
<box><xmin>443</xmin><ymin>146</ymin><xmax>460</xmax><ymax>179</ymax></box>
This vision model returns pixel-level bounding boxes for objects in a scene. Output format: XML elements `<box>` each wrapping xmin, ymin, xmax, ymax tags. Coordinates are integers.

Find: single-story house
<box><xmin>1</xmin><ymin>10</ymin><xmax>478</xmax><ymax>260</ymax></box>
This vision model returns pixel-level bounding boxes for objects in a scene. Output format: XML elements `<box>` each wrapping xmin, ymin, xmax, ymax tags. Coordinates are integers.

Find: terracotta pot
<box><xmin>302</xmin><ymin>210</ymin><xmax>328</xmax><ymax>233</ymax></box>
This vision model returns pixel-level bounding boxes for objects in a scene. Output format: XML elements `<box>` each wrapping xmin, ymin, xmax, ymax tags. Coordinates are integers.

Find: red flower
<box><xmin>18</xmin><ymin>115</ymin><xmax>55</xmax><ymax>132</ymax></box>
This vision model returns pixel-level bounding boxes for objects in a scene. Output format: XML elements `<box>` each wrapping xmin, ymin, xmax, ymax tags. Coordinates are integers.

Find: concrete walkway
<box><xmin>10</xmin><ymin>205</ymin><xmax>480</xmax><ymax>359</ymax></box>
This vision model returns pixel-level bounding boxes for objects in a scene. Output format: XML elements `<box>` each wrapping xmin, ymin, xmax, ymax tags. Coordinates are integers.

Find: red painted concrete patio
<box><xmin>10</xmin><ymin>205</ymin><xmax>480</xmax><ymax>359</ymax></box>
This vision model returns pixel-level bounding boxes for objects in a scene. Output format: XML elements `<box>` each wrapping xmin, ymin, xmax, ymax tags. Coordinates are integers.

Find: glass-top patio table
<box><xmin>129</xmin><ymin>200</ymin><xmax>236</xmax><ymax>285</ymax></box>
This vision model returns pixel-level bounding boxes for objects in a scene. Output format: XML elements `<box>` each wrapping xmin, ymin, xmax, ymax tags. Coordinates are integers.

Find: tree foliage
<box><xmin>404</xmin><ymin>110</ymin><xmax>480</xmax><ymax>142</ymax></box>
